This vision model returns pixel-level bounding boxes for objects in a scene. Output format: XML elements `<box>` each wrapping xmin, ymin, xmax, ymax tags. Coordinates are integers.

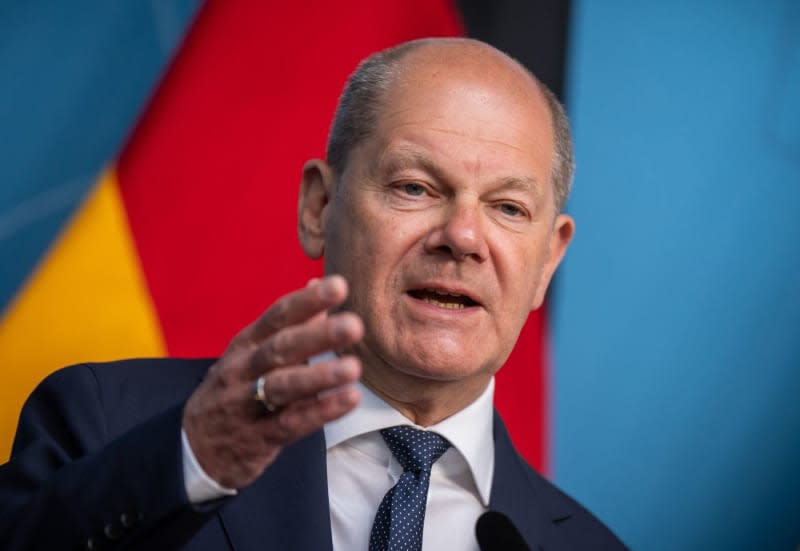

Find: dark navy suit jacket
<box><xmin>0</xmin><ymin>358</ymin><xmax>627</xmax><ymax>550</ymax></box>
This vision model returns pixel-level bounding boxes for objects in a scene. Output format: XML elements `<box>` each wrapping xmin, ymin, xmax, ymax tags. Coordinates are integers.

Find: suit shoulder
<box><xmin>36</xmin><ymin>357</ymin><xmax>214</xmax><ymax>387</ymax></box>
<box><xmin>83</xmin><ymin>357</ymin><xmax>215</xmax><ymax>384</ymax></box>
<box><xmin>517</xmin><ymin>460</ymin><xmax>629</xmax><ymax>550</ymax></box>
<box><xmin>26</xmin><ymin>358</ymin><xmax>215</xmax><ymax>439</ymax></box>
<box><xmin>492</xmin><ymin>412</ymin><xmax>629</xmax><ymax>550</ymax></box>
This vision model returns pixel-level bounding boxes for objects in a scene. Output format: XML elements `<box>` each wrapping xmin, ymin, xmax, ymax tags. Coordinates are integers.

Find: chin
<box><xmin>390</xmin><ymin>349</ymin><xmax>492</xmax><ymax>383</ymax></box>
<box><xmin>361</xmin><ymin>330</ymin><xmax>498</xmax><ymax>383</ymax></box>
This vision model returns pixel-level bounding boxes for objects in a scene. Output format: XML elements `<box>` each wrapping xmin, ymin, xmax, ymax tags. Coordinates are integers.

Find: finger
<box><xmin>306</xmin><ymin>308</ymin><xmax>328</xmax><ymax>326</ymax></box>
<box><xmin>245</xmin><ymin>311</ymin><xmax>363</xmax><ymax>377</ymax></box>
<box><xmin>259</xmin><ymin>356</ymin><xmax>361</xmax><ymax>408</ymax></box>
<box><xmin>259</xmin><ymin>384</ymin><xmax>361</xmax><ymax>444</ymax></box>
<box><xmin>238</xmin><ymin>275</ymin><xmax>349</xmax><ymax>345</ymax></box>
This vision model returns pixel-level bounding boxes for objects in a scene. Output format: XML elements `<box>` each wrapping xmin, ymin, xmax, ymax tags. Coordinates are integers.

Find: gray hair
<box><xmin>325</xmin><ymin>39</ymin><xmax>574</xmax><ymax>212</ymax></box>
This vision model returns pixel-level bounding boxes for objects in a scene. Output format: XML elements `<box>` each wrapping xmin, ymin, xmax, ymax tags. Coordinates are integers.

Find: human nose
<box><xmin>423</xmin><ymin>200</ymin><xmax>488</xmax><ymax>262</ymax></box>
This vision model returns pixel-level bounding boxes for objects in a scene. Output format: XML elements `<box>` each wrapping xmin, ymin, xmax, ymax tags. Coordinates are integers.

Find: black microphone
<box><xmin>475</xmin><ymin>511</ymin><xmax>531</xmax><ymax>551</ymax></box>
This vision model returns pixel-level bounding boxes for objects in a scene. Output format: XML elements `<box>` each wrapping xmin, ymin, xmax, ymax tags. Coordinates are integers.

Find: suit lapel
<box><xmin>489</xmin><ymin>411</ymin><xmax>573</xmax><ymax>550</ymax></box>
<box><xmin>218</xmin><ymin>430</ymin><xmax>332</xmax><ymax>551</ymax></box>
<box><xmin>212</xmin><ymin>409</ymin><xmax>575</xmax><ymax>550</ymax></box>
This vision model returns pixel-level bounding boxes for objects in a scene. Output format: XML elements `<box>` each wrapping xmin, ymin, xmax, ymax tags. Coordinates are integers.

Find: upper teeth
<box><xmin>427</xmin><ymin>288</ymin><xmax>463</xmax><ymax>297</ymax></box>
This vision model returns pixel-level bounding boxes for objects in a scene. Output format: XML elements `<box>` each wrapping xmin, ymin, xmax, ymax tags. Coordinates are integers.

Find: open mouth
<box><xmin>407</xmin><ymin>288</ymin><xmax>479</xmax><ymax>310</ymax></box>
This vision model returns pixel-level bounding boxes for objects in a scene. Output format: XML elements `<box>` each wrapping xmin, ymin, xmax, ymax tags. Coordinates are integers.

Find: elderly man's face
<box><xmin>300</xmin><ymin>46</ymin><xmax>573</xmax><ymax>401</ymax></box>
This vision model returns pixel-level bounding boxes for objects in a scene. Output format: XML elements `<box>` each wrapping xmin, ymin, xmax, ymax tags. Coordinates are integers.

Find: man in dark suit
<box><xmin>0</xmin><ymin>38</ymin><xmax>628</xmax><ymax>550</ymax></box>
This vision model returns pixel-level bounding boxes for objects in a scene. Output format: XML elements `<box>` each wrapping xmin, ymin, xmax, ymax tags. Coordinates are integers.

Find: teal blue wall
<box><xmin>0</xmin><ymin>1</ymin><xmax>202</xmax><ymax>311</ymax></box>
<box><xmin>554</xmin><ymin>2</ymin><xmax>800</xmax><ymax>549</ymax></box>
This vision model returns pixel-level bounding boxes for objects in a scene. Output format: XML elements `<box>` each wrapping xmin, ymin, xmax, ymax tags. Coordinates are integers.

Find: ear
<box><xmin>530</xmin><ymin>213</ymin><xmax>575</xmax><ymax>310</ymax></box>
<box><xmin>298</xmin><ymin>159</ymin><xmax>335</xmax><ymax>259</ymax></box>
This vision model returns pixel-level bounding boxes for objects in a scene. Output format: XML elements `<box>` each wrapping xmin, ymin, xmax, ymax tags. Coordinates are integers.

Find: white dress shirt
<box><xmin>182</xmin><ymin>358</ymin><xmax>495</xmax><ymax>550</ymax></box>
<box><xmin>325</xmin><ymin>379</ymin><xmax>494</xmax><ymax>551</ymax></box>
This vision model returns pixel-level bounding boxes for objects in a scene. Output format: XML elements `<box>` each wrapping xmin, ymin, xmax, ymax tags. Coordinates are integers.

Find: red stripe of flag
<box><xmin>117</xmin><ymin>0</ymin><xmax>547</xmax><ymax>472</ymax></box>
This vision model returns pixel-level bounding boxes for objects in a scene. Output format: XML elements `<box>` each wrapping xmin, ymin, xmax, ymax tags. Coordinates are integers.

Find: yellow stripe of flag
<box><xmin>0</xmin><ymin>169</ymin><xmax>166</xmax><ymax>460</ymax></box>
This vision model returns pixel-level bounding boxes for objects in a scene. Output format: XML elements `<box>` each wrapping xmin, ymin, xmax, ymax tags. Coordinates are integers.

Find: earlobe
<box><xmin>298</xmin><ymin>159</ymin><xmax>334</xmax><ymax>259</ymax></box>
<box><xmin>530</xmin><ymin>213</ymin><xmax>575</xmax><ymax>311</ymax></box>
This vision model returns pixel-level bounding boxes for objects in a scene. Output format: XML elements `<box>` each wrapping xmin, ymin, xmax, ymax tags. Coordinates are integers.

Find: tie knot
<box><xmin>380</xmin><ymin>426</ymin><xmax>451</xmax><ymax>473</ymax></box>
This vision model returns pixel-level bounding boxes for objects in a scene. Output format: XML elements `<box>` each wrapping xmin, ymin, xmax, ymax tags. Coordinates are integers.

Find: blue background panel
<box><xmin>555</xmin><ymin>1</ymin><xmax>800</xmax><ymax>550</ymax></box>
<box><xmin>0</xmin><ymin>0</ymin><xmax>202</xmax><ymax>311</ymax></box>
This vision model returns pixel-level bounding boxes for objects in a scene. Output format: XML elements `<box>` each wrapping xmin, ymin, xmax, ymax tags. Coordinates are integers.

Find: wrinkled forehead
<box><xmin>377</xmin><ymin>44</ymin><xmax>553</xmax><ymax>151</ymax></box>
<box><xmin>364</xmin><ymin>45</ymin><xmax>555</xmax><ymax>183</ymax></box>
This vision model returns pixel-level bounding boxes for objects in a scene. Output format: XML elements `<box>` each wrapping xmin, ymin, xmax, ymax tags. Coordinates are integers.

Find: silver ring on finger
<box><xmin>253</xmin><ymin>375</ymin><xmax>281</xmax><ymax>414</ymax></box>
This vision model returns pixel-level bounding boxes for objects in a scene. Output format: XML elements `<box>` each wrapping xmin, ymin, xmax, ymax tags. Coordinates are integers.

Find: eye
<box><xmin>400</xmin><ymin>182</ymin><xmax>426</xmax><ymax>196</ymax></box>
<box><xmin>498</xmin><ymin>203</ymin><xmax>524</xmax><ymax>217</ymax></box>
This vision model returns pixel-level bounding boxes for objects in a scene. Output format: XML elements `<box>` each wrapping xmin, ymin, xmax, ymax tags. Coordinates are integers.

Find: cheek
<box><xmin>325</xmin><ymin>195</ymin><xmax>375</xmax><ymax>266</ymax></box>
<box><xmin>358</xmin><ymin>200</ymin><xmax>429</xmax><ymax>258</ymax></box>
<box><xmin>326</xmin><ymin>202</ymin><xmax>400</xmax><ymax>293</ymax></box>
<box><xmin>494</xmin><ymin>234</ymin><xmax>550</xmax><ymax>312</ymax></box>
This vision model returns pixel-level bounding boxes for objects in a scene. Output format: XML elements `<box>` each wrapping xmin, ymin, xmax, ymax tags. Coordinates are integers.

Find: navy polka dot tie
<box><xmin>369</xmin><ymin>426</ymin><xmax>451</xmax><ymax>551</ymax></box>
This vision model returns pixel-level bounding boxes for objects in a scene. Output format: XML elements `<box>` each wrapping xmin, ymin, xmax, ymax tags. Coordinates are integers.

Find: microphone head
<box><xmin>475</xmin><ymin>511</ymin><xmax>531</xmax><ymax>551</ymax></box>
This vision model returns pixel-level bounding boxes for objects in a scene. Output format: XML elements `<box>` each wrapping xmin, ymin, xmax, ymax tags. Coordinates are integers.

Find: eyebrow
<box><xmin>493</xmin><ymin>176</ymin><xmax>541</xmax><ymax>194</ymax></box>
<box><xmin>376</xmin><ymin>148</ymin><xmax>443</xmax><ymax>179</ymax></box>
<box><xmin>377</xmin><ymin>147</ymin><xmax>545</xmax><ymax>200</ymax></box>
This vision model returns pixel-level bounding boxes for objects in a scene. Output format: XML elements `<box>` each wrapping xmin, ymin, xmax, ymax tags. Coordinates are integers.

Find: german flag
<box><xmin>0</xmin><ymin>0</ymin><xmax>570</xmax><ymax>474</ymax></box>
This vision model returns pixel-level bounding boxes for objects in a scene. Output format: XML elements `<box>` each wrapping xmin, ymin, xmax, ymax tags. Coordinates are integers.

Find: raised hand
<box><xmin>182</xmin><ymin>275</ymin><xmax>363</xmax><ymax>489</ymax></box>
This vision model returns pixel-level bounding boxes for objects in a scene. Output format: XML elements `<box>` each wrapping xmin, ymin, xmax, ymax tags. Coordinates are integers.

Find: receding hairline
<box><xmin>376</xmin><ymin>38</ymin><xmax>548</xmax><ymax>107</ymax></box>
<box><xmin>325</xmin><ymin>37</ymin><xmax>573</xmax><ymax>211</ymax></box>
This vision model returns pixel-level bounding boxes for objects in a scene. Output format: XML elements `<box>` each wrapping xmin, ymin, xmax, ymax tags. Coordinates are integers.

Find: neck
<box><xmin>359</xmin><ymin>363</ymin><xmax>491</xmax><ymax>427</ymax></box>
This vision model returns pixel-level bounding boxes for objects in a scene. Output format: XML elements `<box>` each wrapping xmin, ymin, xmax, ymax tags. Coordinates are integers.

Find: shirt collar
<box><xmin>321</xmin><ymin>353</ymin><xmax>495</xmax><ymax>506</ymax></box>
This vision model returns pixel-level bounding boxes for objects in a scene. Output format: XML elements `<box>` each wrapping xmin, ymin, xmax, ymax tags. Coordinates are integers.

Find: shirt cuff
<box><xmin>181</xmin><ymin>428</ymin><xmax>238</xmax><ymax>503</ymax></box>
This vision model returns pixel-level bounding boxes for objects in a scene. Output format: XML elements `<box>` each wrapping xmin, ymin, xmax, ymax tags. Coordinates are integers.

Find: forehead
<box><xmin>365</xmin><ymin>46</ymin><xmax>555</xmax><ymax>191</ymax></box>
